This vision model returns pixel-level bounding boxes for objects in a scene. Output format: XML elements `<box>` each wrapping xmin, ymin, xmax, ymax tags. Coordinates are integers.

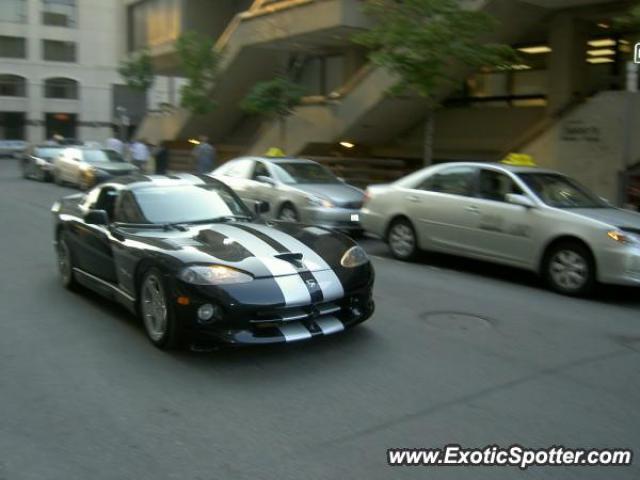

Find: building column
<box><xmin>547</xmin><ymin>14</ymin><xmax>589</xmax><ymax>116</ymax></box>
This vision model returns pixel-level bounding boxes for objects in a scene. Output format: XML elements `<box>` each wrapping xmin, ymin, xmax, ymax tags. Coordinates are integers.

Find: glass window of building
<box><xmin>0</xmin><ymin>36</ymin><xmax>27</xmax><ymax>59</ymax></box>
<box><xmin>42</xmin><ymin>40</ymin><xmax>76</xmax><ymax>62</ymax></box>
<box><xmin>44</xmin><ymin>78</ymin><xmax>79</xmax><ymax>99</ymax></box>
<box><xmin>0</xmin><ymin>75</ymin><xmax>27</xmax><ymax>97</ymax></box>
<box><xmin>0</xmin><ymin>0</ymin><xmax>28</xmax><ymax>23</ymax></box>
<box><xmin>42</xmin><ymin>0</ymin><xmax>76</xmax><ymax>27</ymax></box>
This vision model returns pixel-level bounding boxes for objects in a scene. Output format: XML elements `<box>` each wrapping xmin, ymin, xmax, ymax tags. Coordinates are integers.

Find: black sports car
<box><xmin>51</xmin><ymin>174</ymin><xmax>375</xmax><ymax>349</ymax></box>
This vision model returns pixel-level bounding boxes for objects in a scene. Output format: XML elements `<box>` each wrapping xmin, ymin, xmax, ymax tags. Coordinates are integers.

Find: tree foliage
<box><xmin>615</xmin><ymin>2</ymin><xmax>640</xmax><ymax>30</ymax></box>
<box><xmin>353</xmin><ymin>0</ymin><xmax>518</xmax><ymax>103</ymax></box>
<box><xmin>175</xmin><ymin>31</ymin><xmax>222</xmax><ymax>115</ymax></box>
<box><xmin>118</xmin><ymin>48</ymin><xmax>154</xmax><ymax>92</ymax></box>
<box><xmin>241</xmin><ymin>76</ymin><xmax>306</xmax><ymax>118</ymax></box>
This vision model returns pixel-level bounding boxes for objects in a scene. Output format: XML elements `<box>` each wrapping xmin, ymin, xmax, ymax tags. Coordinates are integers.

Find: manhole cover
<box><xmin>420</xmin><ymin>311</ymin><xmax>494</xmax><ymax>331</ymax></box>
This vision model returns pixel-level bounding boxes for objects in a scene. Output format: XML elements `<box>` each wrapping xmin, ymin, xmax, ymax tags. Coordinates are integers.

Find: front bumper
<box><xmin>300</xmin><ymin>206</ymin><xmax>362</xmax><ymax>231</ymax></box>
<box><xmin>172</xmin><ymin>276</ymin><xmax>374</xmax><ymax>347</ymax></box>
<box><xmin>597</xmin><ymin>243</ymin><xmax>640</xmax><ymax>286</ymax></box>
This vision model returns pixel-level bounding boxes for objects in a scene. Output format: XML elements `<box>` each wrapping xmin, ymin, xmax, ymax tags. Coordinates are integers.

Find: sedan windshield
<box><xmin>518</xmin><ymin>173</ymin><xmax>606</xmax><ymax>209</ymax></box>
<box><xmin>272</xmin><ymin>162</ymin><xmax>340</xmax><ymax>184</ymax></box>
<box><xmin>132</xmin><ymin>185</ymin><xmax>250</xmax><ymax>224</ymax></box>
<box><xmin>34</xmin><ymin>147</ymin><xmax>64</xmax><ymax>160</ymax></box>
<box><xmin>83</xmin><ymin>149</ymin><xmax>126</xmax><ymax>164</ymax></box>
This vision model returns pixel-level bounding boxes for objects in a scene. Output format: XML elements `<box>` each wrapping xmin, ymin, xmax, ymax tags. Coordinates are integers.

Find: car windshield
<box><xmin>272</xmin><ymin>161</ymin><xmax>340</xmax><ymax>184</ymax></box>
<box><xmin>35</xmin><ymin>147</ymin><xmax>64</xmax><ymax>160</ymax></box>
<box><xmin>517</xmin><ymin>173</ymin><xmax>607</xmax><ymax>209</ymax></box>
<box><xmin>132</xmin><ymin>185</ymin><xmax>251</xmax><ymax>224</ymax></box>
<box><xmin>83</xmin><ymin>149</ymin><xmax>126</xmax><ymax>164</ymax></box>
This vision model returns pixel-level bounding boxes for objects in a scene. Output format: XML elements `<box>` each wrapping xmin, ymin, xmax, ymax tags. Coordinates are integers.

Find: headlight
<box><xmin>80</xmin><ymin>164</ymin><xmax>96</xmax><ymax>176</ymax></box>
<box><xmin>607</xmin><ymin>230</ymin><xmax>640</xmax><ymax>245</ymax></box>
<box><xmin>178</xmin><ymin>265</ymin><xmax>253</xmax><ymax>285</ymax></box>
<box><xmin>308</xmin><ymin>196</ymin><xmax>334</xmax><ymax>208</ymax></box>
<box><xmin>340</xmin><ymin>246</ymin><xmax>369</xmax><ymax>268</ymax></box>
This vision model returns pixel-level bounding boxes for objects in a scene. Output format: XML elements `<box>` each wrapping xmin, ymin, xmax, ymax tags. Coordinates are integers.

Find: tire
<box><xmin>278</xmin><ymin>204</ymin><xmax>299</xmax><ymax>222</ymax></box>
<box><xmin>57</xmin><ymin>234</ymin><xmax>78</xmax><ymax>290</ymax></box>
<box><xmin>387</xmin><ymin>218</ymin><xmax>418</xmax><ymax>261</ymax></box>
<box><xmin>543</xmin><ymin>241</ymin><xmax>596</xmax><ymax>296</ymax></box>
<box><xmin>139</xmin><ymin>267</ymin><xmax>182</xmax><ymax>350</ymax></box>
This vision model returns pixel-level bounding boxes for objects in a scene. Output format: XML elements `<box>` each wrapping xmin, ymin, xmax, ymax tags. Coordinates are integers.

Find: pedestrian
<box><xmin>154</xmin><ymin>141</ymin><xmax>170</xmax><ymax>175</ymax></box>
<box><xmin>192</xmin><ymin>135</ymin><xmax>216</xmax><ymax>174</ymax></box>
<box><xmin>130</xmin><ymin>138</ymin><xmax>150</xmax><ymax>173</ymax></box>
<box><xmin>105</xmin><ymin>133</ymin><xmax>124</xmax><ymax>156</ymax></box>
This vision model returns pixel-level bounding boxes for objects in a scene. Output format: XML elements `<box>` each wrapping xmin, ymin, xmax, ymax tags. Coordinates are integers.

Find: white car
<box><xmin>361</xmin><ymin>162</ymin><xmax>640</xmax><ymax>296</ymax></box>
<box><xmin>52</xmin><ymin>147</ymin><xmax>138</xmax><ymax>190</ymax></box>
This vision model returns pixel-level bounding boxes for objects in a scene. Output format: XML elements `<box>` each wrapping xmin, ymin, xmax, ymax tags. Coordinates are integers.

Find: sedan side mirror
<box><xmin>506</xmin><ymin>193</ymin><xmax>536</xmax><ymax>209</ymax></box>
<box><xmin>84</xmin><ymin>209</ymin><xmax>109</xmax><ymax>225</ymax></box>
<box><xmin>254</xmin><ymin>201</ymin><xmax>270</xmax><ymax>215</ymax></box>
<box><xmin>256</xmin><ymin>175</ymin><xmax>276</xmax><ymax>186</ymax></box>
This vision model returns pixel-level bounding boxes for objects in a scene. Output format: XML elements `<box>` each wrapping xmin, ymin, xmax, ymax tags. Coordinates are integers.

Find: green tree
<box><xmin>615</xmin><ymin>2</ymin><xmax>640</xmax><ymax>30</ymax></box>
<box><xmin>241</xmin><ymin>75</ymin><xmax>306</xmax><ymax>152</ymax></box>
<box><xmin>354</xmin><ymin>0</ymin><xmax>517</xmax><ymax>164</ymax></box>
<box><xmin>175</xmin><ymin>31</ymin><xmax>222</xmax><ymax>115</ymax></box>
<box><xmin>118</xmin><ymin>48</ymin><xmax>155</xmax><ymax>92</ymax></box>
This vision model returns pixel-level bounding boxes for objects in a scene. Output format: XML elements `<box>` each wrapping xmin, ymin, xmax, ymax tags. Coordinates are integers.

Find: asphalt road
<box><xmin>1</xmin><ymin>159</ymin><xmax>639</xmax><ymax>480</ymax></box>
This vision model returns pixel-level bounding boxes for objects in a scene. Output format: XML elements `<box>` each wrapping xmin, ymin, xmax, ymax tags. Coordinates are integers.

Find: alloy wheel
<box><xmin>141</xmin><ymin>273</ymin><xmax>168</xmax><ymax>342</ymax></box>
<box><xmin>549</xmin><ymin>249</ymin><xmax>588</xmax><ymax>292</ymax></box>
<box><xmin>279</xmin><ymin>206</ymin><xmax>298</xmax><ymax>222</ymax></box>
<box><xmin>389</xmin><ymin>222</ymin><xmax>416</xmax><ymax>259</ymax></box>
<box><xmin>57</xmin><ymin>240</ymin><xmax>73</xmax><ymax>286</ymax></box>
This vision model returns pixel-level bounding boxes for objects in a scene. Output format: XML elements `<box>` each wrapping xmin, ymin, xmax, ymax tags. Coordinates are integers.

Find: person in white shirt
<box><xmin>105</xmin><ymin>136</ymin><xmax>124</xmax><ymax>156</ymax></box>
<box><xmin>130</xmin><ymin>139</ymin><xmax>150</xmax><ymax>172</ymax></box>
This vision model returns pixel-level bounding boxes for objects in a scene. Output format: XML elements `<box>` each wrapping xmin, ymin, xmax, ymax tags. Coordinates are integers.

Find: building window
<box><xmin>0</xmin><ymin>0</ymin><xmax>28</xmax><ymax>23</ymax></box>
<box><xmin>0</xmin><ymin>36</ymin><xmax>27</xmax><ymax>59</ymax></box>
<box><xmin>0</xmin><ymin>75</ymin><xmax>27</xmax><ymax>97</ymax></box>
<box><xmin>42</xmin><ymin>40</ymin><xmax>76</xmax><ymax>62</ymax></box>
<box><xmin>44</xmin><ymin>77</ymin><xmax>78</xmax><ymax>99</ymax></box>
<box><xmin>42</xmin><ymin>0</ymin><xmax>76</xmax><ymax>27</ymax></box>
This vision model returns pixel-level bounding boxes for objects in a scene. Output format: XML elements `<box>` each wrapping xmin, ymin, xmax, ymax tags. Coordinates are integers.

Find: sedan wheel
<box><xmin>278</xmin><ymin>205</ymin><xmax>299</xmax><ymax>222</ymax></box>
<box><xmin>57</xmin><ymin>236</ymin><xmax>77</xmax><ymax>289</ymax></box>
<box><xmin>388</xmin><ymin>219</ymin><xmax>418</xmax><ymax>261</ymax></box>
<box><xmin>140</xmin><ymin>269</ymin><xmax>180</xmax><ymax>349</ymax></box>
<box><xmin>545</xmin><ymin>243</ymin><xmax>595</xmax><ymax>296</ymax></box>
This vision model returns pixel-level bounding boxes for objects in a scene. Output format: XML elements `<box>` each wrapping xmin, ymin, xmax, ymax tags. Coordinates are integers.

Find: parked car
<box><xmin>51</xmin><ymin>174</ymin><xmax>374</xmax><ymax>350</ymax></box>
<box><xmin>360</xmin><ymin>162</ymin><xmax>640</xmax><ymax>296</ymax></box>
<box><xmin>0</xmin><ymin>140</ymin><xmax>27</xmax><ymax>158</ymax></box>
<box><xmin>212</xmin><ymin>157</ymin><xmax>364</xmax><ymax>234</ymax></box>
<box><xmin>21</xmin><ymin>144</ymin><xmax>66</xmax><ymax>181</ymax></box>
<box><xmin>52</xmin><ymin>147</ymin><xmax>138</xmax><ymax>190</ymax></box>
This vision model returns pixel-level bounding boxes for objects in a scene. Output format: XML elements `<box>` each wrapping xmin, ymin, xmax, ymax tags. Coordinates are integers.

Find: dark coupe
<box><xmin>52</xmin><ymin>174</ymin><xmax>374</xmax><ymax>349</ymax></box>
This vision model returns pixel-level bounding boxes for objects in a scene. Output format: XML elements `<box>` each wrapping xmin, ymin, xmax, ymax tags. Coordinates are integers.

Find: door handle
<box><xmin>465</xmin><ymin>205</ymin><xmax>480</xmax><ymax>213</ymax></box>
<box><xmin>406</xmin><ymin>195</ymin><xmax>420</xmax><ymax>203</ymax></box>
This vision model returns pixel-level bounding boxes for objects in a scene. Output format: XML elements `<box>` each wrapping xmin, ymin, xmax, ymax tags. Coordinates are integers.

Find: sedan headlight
<box><xmin>340</xmin><ymin>246</ymin><xmax>369</xmax><ymax>268</ymax></box>
<box><xmin>308</xmin><ymin>196</ymin><xmax>334</xmax><ymax>208</ymax></box>
<box><xmin>607</xmin><ymin>230</ymin><xmax>640</xmax><ymax>245</ymax></box>
<box><xmin>178</xmin><ymin>265</ymin><xmax>253</xmax><ymax>285</ymax></box>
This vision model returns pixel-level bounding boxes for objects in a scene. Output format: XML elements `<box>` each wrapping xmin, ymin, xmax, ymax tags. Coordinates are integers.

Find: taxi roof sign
<box><xmin>501</xmin><ymin>153</ymin><xmax>536</xmax><ymax>167</ymax></box>
<box><xmin>265</xmin><ymin>147</ymin><xmax>285</xmax><ymax>157</ymax></box>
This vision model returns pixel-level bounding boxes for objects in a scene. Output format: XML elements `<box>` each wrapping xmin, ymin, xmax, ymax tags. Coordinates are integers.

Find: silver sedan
<box><xmin>361</xmin><ymin>162</ymin><xmax>640</xmax><ymax>296</ymax></box>
<box><xmin>212</xmin><ymin>156</ymin><xmax>364</xmax><ymax>233</ymax></box>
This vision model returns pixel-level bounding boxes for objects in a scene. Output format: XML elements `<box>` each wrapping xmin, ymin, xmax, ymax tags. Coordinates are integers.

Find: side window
<box><xmin>478</xmin><ymin>169</ymin><xmax>522</xmax><ymax>202</ymax></box>
<box><xmin>251</xmin><ymin>161</ymin><xmax>270</xmax><ymax>180</ymax></box>
<box><xmin>94</xmin><ymin>187</ymin><xmax>119</xmax><ymax>221</ymax></box>
<box><xmin>418</xmin><ymin>167</ymin><xmax>476</xmax><ymax>197</ymax></box>
<box><xmin>114</xmin><ymin>190</ymin><xmax>145</xmax><ymax>224</ymax></box>
<box><xmin>83</xmin><ymin>186</ymin><xmax>101</xmax><ymax>208</ymax></box>
<box><xmin>226</xmin><ymin>159</ymin><xmax>253</xmax><ymax>178</ymax></box>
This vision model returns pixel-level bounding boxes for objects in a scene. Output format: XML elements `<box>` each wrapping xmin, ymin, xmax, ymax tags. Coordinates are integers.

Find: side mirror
<box><xmin>256</xmin><ymin>175</ymin><xmax>276</xmax><ymax>186</ymax></box>
<box><xmin>506</xmin><ymin>193</ymin><xmax>536</xmax><ymax>209</ymax></box>
<box><xmin>254</xmin><ymin>201</ymin><xmax>270</xmax><ymax>215</ymax></box>
<box><xmin>84</xmin><ymin>209</ymin><xmax>109</xmax><ymax>225</ymax></box>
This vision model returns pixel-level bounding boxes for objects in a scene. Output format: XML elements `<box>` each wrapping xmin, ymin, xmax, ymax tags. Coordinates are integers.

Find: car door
<box><xmin>404</xmin><ymin>165</ymin><xmax>481</xmax><ymax>254</ymax></box>
<box><xmin>71</xmin><ymin>186</ymin><xmax>119</xmax><ymax>282</ymax></box>
<box><xmin>244</xmin><ymin>160</ymin><xmax>279</xmax><ymax>212</ymax></box>
<box><xmin>216</xmin><ymin>158</ymin><xmax>255</xmax><ymax>206</ymax></box>
<box><xmin>466</xmin><ymin>168</ymin><xmax>536</xmax><ymax>266</ymax></box>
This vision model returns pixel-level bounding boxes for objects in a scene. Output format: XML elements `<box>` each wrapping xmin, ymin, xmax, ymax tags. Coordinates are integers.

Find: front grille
<box><xmin>250</xmin><ymin>302</ymin><xmax>341</xmax><ymax>325</ymax></box>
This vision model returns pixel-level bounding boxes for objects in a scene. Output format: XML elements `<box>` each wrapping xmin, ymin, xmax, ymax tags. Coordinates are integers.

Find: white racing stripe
<box><xmin>315</xmin><ymin>316</ymin><xmax>344</xmax><ymax>335</ymax></box>
<box><xmin>214</xmin><ymin>224</ymin><xmax>311</xmax><ymax>307</ymax></box>
<box><xmin>248</xmin><ymin>224</ymin><xmax>344</xmax><ymax>301</ymax></box>
<box><xmin>278</xmin><ymin>322</ymin><xmax>312</xmax><ymax>342</ymax></box>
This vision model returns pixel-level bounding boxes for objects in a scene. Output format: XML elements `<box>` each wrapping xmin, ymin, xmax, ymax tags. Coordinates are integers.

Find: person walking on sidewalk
<box><xmin>131</xmin><ymin>138</ymin><xmax>150</xmax><ymax>173</ymax></box>
<box><xmin>192</xmin><ymin>135</ymin><xmax>216</xmax><ymax>174</ymax></box>
<box><xmin>154</xmin><ymin>141</ymin><xmax>170</xmax><ymax>175</ymax></box>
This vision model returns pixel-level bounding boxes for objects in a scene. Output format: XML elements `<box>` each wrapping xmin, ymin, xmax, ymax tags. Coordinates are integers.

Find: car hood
<box><xmin>292</xmin><ymin>183</ymin><xmax>364</xmax><ymax>206</ymax></box>
<box><xmin>127</xmin><ymin>221</ymin><xmax>356</xmax><ymax>279</ymax></box>
<box><xmin>570</xmin><ymin>207</ymin><xmax>640</xmax><ymax>230</ymax></box>
<box><xmin>90</xmin><ymin>162</ymin><xmax>138</xmax><ymax>173</ymax></box>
